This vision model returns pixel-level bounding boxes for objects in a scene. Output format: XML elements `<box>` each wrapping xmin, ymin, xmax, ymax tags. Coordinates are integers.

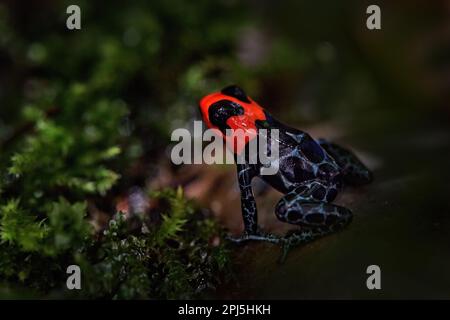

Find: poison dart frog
<box><xmin>199</xmin><ymin>85</ymin><xmax>373</xmax><ymax>261</ymax></box>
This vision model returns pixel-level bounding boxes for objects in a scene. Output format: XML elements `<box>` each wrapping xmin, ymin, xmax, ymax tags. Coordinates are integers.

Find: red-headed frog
<box><xmin>199</xmin><ymin>85</ymin><xmax>372</xmax><ymax>261</ymax></box>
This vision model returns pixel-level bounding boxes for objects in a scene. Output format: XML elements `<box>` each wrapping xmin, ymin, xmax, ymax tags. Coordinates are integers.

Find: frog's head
<box><xmin>199</xmin><ymin>85</ymin><xmax>267</xmax><ymax>153</ymax></box>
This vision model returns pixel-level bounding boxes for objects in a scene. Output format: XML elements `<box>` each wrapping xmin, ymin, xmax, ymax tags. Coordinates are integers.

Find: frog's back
<box><xmin>257</xmin><ymin>114</ymin><xmax>341</xmax><ymax>193</ymax></box>
<box><xmin>258</xmin><ymin>136</ymin><xmax>320</xmax><ymax>193</ymax></box>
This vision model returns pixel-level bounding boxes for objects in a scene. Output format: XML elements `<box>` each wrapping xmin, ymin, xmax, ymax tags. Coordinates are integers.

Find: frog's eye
<box><xmin>221</xmin><ymin>85</ymin><xmax>250</xmax><ymax>103</ymax></box>
<box><xmin>208</xmin><ymin>99</ymin><xmax>244</xmax><ymax>133</ymax></box>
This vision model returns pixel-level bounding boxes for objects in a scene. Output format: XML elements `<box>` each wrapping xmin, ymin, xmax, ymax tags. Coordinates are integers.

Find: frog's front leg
<box><xmin>275</xmin><ymin>180</ymin><xmax>353</xmax><ymax>262</ymax></box>
<box><xmin>227</xmin><ymin>162</ymin><xmax>283</xmax><ymax>245</ymax></box>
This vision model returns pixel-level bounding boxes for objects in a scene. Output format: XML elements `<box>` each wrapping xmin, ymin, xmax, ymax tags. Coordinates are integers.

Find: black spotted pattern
<box><xmin>299</xmin><ymin>136</ymin><xmax>325</xmax><ymax>163</ymax></box>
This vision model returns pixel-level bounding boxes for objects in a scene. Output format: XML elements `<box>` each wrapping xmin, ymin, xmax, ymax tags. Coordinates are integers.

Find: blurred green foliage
<box><xmin>0</xmin><ymin>0</ymin><xmax>248</xmax><ymax>298</ymax></box>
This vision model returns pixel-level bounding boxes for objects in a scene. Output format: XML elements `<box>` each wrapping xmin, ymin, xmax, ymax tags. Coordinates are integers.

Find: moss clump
<box><xmin>0</xmin><ymin>187</ymin><xmax>231</xmax><ymax>299</ymax></box>
<box><xmin>78</xmin><ymin>187</ymin><xmax>231</xmax><ymax>299</ymax></box>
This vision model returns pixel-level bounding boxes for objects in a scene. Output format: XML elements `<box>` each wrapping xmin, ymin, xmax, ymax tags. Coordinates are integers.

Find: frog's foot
<box><xmin>278</xmin><ymin>228</ymin><xmax>328</xmax><ymax>263</ymax></box>
<box><xmin>226</xmin><ymin>231</ymin><xmax>283</xmax><ymax>245</ymax></box>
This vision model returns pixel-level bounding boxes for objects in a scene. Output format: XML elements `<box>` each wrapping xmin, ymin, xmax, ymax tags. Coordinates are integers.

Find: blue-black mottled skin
<box><xmin>201</xmin><ymin>85</ymin><xmax>373</xmax><ymax>261</ymax></box>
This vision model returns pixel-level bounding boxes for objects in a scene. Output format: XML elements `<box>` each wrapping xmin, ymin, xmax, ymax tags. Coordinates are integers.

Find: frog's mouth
<box><xmin>202</xmin><ymin>106</ymin><xmax>259</xmax><ymax>154</ymax></box>
<box><xmin>222</xmin><ymin>114</ymin><xmax>260</xmax><ymax>154</ymax></box>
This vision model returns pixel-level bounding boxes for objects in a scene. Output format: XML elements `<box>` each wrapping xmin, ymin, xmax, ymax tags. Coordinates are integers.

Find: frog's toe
<box><xmin>225</xmin><ymin>234</ymin><xmax>250</xmax><ymax>244</ymax></box>
<box><xmin>278</xmin><ymin>241</ymin><xmax>291</xmax><ymax>264</ymax></box>
<box><xmin>226</xmin><ymin>232</ymin><xmax>283</xmax><ymax>245</ymax></box>
<box><xmin>278</xmin><ymin>230</ymin><xmax>316</xmax><ymax>263</ymax></box>
<box><xmin>253</xmin><ymin>232</ymin><xmax>284</xmax><ymax>244</ymax></box>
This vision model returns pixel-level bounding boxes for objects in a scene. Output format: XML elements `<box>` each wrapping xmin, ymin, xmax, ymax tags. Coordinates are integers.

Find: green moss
<box><xmin>0</xmin><ymin>1</ymin><xmax>241</xmax><ymax>299</ymax></box>
<box><xmin>77</xmin><ymin>188</ymin><xmax>231</xmax><ymax>299</ymax></box>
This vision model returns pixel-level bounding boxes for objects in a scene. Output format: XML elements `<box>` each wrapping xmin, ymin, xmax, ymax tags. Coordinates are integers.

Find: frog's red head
<box><xmin>199</xmin><ymin>85</ymin><xmax>267</xmax><ymax>154</ymax></box>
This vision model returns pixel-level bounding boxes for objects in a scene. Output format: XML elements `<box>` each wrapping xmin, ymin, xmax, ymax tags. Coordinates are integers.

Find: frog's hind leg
<box><xmin>318</xmin><ymin>139</ymin><xmax>373</xmax><ymax>186</ymax></box>
<box><xmin>275</xmin><ymin>180</ymin><xmax>353</xmax><ymax>262</ymax></box>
